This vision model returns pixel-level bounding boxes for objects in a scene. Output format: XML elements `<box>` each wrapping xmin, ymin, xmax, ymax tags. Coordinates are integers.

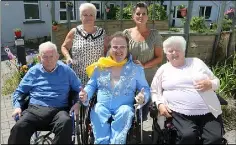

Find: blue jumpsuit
<box><xmin>83</xmin><ymin>58</ymin><xmax>150</xmax><ymax>144</ymax></box>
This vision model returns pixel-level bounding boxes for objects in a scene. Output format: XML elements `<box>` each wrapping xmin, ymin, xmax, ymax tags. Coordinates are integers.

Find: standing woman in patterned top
<box><xmin>61</xmin><ymin>3</ymin><xmax>108</xmax><ymax>85</ymax></box>
<box><xmin>123</xmin><ymin>2</ymin><xmax>163</xmax><ymax>85</ymax></box>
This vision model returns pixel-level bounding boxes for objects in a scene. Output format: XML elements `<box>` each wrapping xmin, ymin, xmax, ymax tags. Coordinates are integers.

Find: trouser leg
<box><xmin>110</xmin><ymin>105</ymin><xmax>134</xmax><ymax>144</ymax></box>
<box><xmin>90</xmin><ymin>103</ymin><xmax>111</xmax><ymax>144</ymax></box>
<box><xmin>171</xmin><ymin>112</ymin><xmax>198</xmax><ymax>144</ymax></box>
<box><xmin>200</xmin><ymin>114</ymin><xmax>223</xmax><ymax>144</ymax></box>
<box><xmin>8</xmin><ymin>105</ymin><xmax>53</xmax><ymax>144</ymax></box>
<box><xmin>50</xmin><ymin>110</ymin><xmax>72</xmax><ymax>144</ymax></box>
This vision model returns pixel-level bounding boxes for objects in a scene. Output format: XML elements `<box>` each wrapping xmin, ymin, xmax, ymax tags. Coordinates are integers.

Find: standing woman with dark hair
<box><xmin>123</xmin><ymin>2</ymin><xmax>163</xmax><ymax>120</ymax></box>
<box><xmin>123</xmin><ymin>2</ymin><xmax>163</xmax><ymax>85</ymax></box>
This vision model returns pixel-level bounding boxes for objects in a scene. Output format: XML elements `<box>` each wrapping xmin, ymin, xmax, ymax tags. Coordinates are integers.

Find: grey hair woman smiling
<box><xmin>151</xmin><ymin>36</ymin><xmax>224</xmax><ymax>144</ymax></box>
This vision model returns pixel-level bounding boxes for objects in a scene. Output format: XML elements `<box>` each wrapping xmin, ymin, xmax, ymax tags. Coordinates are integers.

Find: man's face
<box><xmin>38</xmin><ymin>48</ymin><xmax>59</xmax><ymax>72</ymax></box>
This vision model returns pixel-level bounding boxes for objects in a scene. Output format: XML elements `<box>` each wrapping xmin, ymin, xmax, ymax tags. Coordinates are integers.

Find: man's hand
<box><xmin>158</xmin><ymin>104</ymin><xmax>172</xmax><ymax>118</ymax></box>
<box><xmin>12</xmin><ymin>108</ymin><xmax>22</xmax><ymax>118</ymax></box>
<box><xmin>194</xmin><ymin>79</ymin><xmax>212</xmax><ymax>92</ymax></box>
<box><xmin>135</xmin><ymin>88</ymin><xmax>145</xmax><ymax>105</ymax></box>
<box><xmin>70</xmin><ymin>103</ymin><xmax>79</xmax><ymax>117</ymax></box>
<box><xmin>79</xmin><ymin>87</ymin><xmax>87</xmax><ymax>103</ymax></box>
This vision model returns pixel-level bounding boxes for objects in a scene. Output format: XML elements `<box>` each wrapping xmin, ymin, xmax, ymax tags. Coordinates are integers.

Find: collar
<box><xmin>40</xmin><ymin>63</ymin><xmax>58</xmax><ymax>73</ymax></box>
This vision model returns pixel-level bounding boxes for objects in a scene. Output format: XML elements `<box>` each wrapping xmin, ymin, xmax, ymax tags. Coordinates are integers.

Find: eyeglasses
<box><xmin>82</xmin><ymin>13</ymin><xmax>94</xmax><ymax>17</ymax></box>
<box><xmin>111</xmin><ymin>45</ymin><xmax>127</xmax><ymax>50</ymax></box>
<box><xmin>166</xmin><ymin>49</ymin><xmax>181</xmax><ymax>55</ymax></box>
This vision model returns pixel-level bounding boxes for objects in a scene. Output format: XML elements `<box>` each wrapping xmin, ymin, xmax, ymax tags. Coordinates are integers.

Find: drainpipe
<box><xmin>168</xmin><ymin>0</ymin><xmax>173</xmax><ymax>28</ymax></box>
<box><xmin>184</xmin><ymin>0</ymin><xmax>193</xmax><ymax>56</ymax></box>
<box><xmin>210</xmin><ymin>1</ymin><xmax>226</xmax><ymax>65</ymax></box>
<box><xmin>226</xmin><ymin>1</ymin><xmax>236</xmax><ymax>57</ymax></box>
<box><xmin>50</xmin><ymin>1</ymin><xmax>56</xmax><ymax>43</ymax></box>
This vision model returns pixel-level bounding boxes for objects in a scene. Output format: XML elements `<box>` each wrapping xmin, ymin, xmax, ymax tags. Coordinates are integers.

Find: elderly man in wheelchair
<box><xmin>150</xmin><ymin>36</ymin><xmax>227</xmax><ymax>144</ymax></box>
<box><xmin>8</xmin><ymin>41</ymin><xmax>81</xmax><ymax>144</ymax></box>
<box><xmin>78</xmin><ymin>32</ymin><xmax>150</xmax><ymax>144</ymax></box>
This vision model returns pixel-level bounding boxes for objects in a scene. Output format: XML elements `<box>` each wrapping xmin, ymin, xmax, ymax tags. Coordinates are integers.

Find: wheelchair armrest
<box><xmin>149</xmin><ymin>102</ymin><xmax>159</xmax><ymax>119</ymax></box>
<box><xmin>217</xmin><ymin>94</ymin><xmax>228</xmax><ymax>105</ymax></box>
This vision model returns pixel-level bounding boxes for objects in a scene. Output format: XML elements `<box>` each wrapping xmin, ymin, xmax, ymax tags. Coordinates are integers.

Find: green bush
<box><xmin>212</xmin><ymin>53</ymin><xmax>236</xmax><ymax>130</ymax></box>
<box><xmin>115</xmin><ymin>3</ymin><xmax>167</xmax><ymax>20</ymax></box>
<box><xmin>190</xmin><ymin>16</ymin><xmax>207</xmax><ymax>33</ymax></box>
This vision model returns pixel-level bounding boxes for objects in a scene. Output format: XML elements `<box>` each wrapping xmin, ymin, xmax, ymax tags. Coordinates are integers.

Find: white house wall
<box><xmin>1</xmin><ymin>1</ymin><xmax>51</xmax><ymax>47</ymax></box>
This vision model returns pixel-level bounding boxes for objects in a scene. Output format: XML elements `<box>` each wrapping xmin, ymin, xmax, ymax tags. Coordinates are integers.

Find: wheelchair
<box><xmin>76</xmin><ymin>96</ymin><xmax>145</xmax><ymax>144</ymax></box>
<box><xmin>149</xmin><ymin>94</ymin><xmax>229</xmax><ymax>145</ymax></box>
<box><xmin>14</xmin><ymin>90</ymin><xmax>79</xmax><ymax>145</ymax></box>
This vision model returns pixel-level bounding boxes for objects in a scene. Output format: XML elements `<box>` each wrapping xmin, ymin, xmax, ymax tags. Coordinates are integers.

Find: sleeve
<box><xmin>68</xmin><ymin>67</ymin><xmax>82</xmax><ymax>101</ymax></box>
<box><xmin>12</xmin><ymin>68</ymin><xmax>34</xmax><ymax>108</ymax></box>
<box><xmin>196</xmin><ymin>58</ymin><xmax>220</xmax><ymax>90</ymax></box>
<box><xmin>153</xmin><ymin>30</ymin><xmax>163</xmax><ymax>49</ymax></box>
<box><xmin>83</xmin><ymin>68</ymin><xmax>99</xmax><ymax>106</ymax></box>
<box><xmin>150</xmin><ymin>65</ymin><xmax>165</xmax><ymax>107</ymax></box>
<box><xmin>136</xmin><ymin>66</ymin><xmax>150</xmax><ymax>106</ymax></box>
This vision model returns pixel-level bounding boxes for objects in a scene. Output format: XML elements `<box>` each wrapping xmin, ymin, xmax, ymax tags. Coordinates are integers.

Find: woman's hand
<box><xmin>194</xmin><ymin>79</ymin><xmax>212</xmax><ymax>92</ymax></box>
<box><xmin>66</xmin><ymin>57</ymin><xmax>73</xmax><ymax>65</ymax></box>
<box><xmin>133</xmin><ymin>60</ymin><xmax>145</xmax><ymax>68</ymax></box>
<box><xmin>135</xmin><ymin>88</ymin><xmax>145</xmax><ymax>105</ymax></box>
<box><xmin>79</xmin><ymin>87</ymin><xmax>88</xmax><ymax>103</ymax></box>
<box><xmin>158</xmin><ymin>104</ymin><xmax>172</xmax><ymax>118</ymax></box>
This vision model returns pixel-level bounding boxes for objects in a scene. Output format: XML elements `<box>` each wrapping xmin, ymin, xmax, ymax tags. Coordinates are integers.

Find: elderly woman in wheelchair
<box><xmin>150</xmin><ymin>36</ymin><xmax>226</xmax><ymax>144</ymax></box>
<box><xmin>79</xmin><ymin>31</ymin><xmax>150</xmax><ymax>144</ymax></box>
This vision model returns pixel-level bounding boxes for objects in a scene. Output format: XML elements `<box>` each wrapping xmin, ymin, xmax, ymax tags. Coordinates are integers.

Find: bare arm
<box><xmin>104</xmin><ymin>35</ymin><xmax>110</xmax><ymax>56</ymax></box>
<box><xmin>61</xmin><ymin>28</ymin><xmax>76</xmax><ymax>60</ymax></box>
<box><xmin>143</xmin><ymin>47</ymin><xmax>163</xmax><ymax>69</ymax></box>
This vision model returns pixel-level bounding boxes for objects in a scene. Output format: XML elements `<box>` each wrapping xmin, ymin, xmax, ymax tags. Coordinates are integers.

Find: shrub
<box><xmin>212</xmin><ymin>53</ymin><xmax>236</xmax><ymax>130</ymax></box>
<box><xmin>190</xmin><ymin>16</ymin><xmax>207</xmax><ymax>33</ymax></box>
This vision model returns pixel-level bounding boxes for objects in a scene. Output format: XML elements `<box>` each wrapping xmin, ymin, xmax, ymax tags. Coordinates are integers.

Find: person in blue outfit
<box><xmin>79</xmin><ymin>31</ymin><xmax>150</xmax><ymax>144</ymax></box>
<box><xmin>8</xmin><ymin>41</ymin><xmax>82</xmax><ymax>144</ymax></box>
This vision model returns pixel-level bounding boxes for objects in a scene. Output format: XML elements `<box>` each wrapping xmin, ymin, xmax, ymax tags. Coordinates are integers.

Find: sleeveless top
<box><xmin>71</xmin><ymin>25</ymin><xmax>106</xmax><ymax>85</ymax></box>
<box><xmin>123</xmin><ymin>29</ymin><xmax>163</xmax><ymax>85</ymax></box>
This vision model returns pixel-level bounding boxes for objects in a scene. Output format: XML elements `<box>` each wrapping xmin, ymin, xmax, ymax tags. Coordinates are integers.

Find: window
<box><xmin>24</xmin><ymin>0</ymin><xmax>40</xmax><ymax>20</ymax></box>
<box><xmin>59</xmin><ymin>1</ymin><xmax>76</xmax><ymax>22</ymax></box>
<box><xmin>124</xmin><ymin>4</ymin><xmax>128</xmax><ymax>7</ymax></box>
<box><xmin>91</xmin><ymin>2</ymin><xmax>101</xmax><ymax>19</ymax></box>
<box><xmin>199</xmin><ymin>6</ymin><xmax>212</xmax><ymax>19</ymax></box>
<box><xmin>163</xmin><ymin>5</ymin><xmax>167</xmax><ymax>11</ymax></box>
<box><xmin>109</xmin><ymin>3</ymin><xmax>115</xmax><ymax>8</ymax></box>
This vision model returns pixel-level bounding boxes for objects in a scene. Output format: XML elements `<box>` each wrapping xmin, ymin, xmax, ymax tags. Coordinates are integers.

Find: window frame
<box><xmin>24</xmin><ymin>1</ymin><xmax>41</xmax><ymax>21</ymax></box>
<box><xmin>59</xmin><ymin>0</ymin><xmax>77</xmax><ymax>23</ymax></box>
<box><xmin>199</xmin><ymin>6</ymin><xmax>212</xmax><ymax>20</ymax></box>
<box><xmin>90</xmin><ymin>1</ymin><xmax>102</xmax><ymax>19</ymax></box>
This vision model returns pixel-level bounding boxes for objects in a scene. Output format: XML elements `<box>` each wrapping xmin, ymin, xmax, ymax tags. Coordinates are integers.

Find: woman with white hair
<box><xmin>61</xmin><ymin>2</ymin><xmax>108</xmax><ymax>85</ymax></box>
<box><xmin>151</xmin><ymin>36</ymin><xmax>224</xmax><ymax>144</ymax></box>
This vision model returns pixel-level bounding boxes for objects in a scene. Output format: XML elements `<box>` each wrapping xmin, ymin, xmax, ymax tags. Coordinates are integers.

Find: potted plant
<box><xmin>66</xmin><ymin>2</ymin><xmax>73</xmax><ymax>11</ymax></box>
<box><xmin>52</xmin><ymin>20</ymin><xmax>58</xmax><ymax>31</ymax></box>
<box><xmin>178</xmin><ymin>5</ymin><xmax>187</xmax><ymax>17</ymax></box>
<box><xmin>14</xmin><ymin>28</ymin><xmax>22</xmax><ymax>38</ymax></box>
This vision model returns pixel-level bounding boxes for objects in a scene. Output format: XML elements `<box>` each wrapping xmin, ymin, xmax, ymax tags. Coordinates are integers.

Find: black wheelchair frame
<box><xmin>14</xmin><ymin>90</ymin><xmax>79</xmax><ymax>145</ymax></box>
<box><xmin>149</xmin><ymin>94</ymin><xmax>229</xmax><ymax>145</ymax></box>
<box><xmin>76</xmin><ymin>96</ymin><xmax>144</xmax><ymax>144</ymax></box>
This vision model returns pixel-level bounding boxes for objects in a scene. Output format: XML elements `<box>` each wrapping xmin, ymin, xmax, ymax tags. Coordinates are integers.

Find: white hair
<box><xmin>79</xmin><ymin>3</ymin><xmax>97</xmax><ymax>19</ymax></box>
<box><xmin>39</xmin><ymin>41</ymin><xmax>58</xmax><ymax>55</ymax></box>
<box><xmin>163</xmin><ymin>36</ymin><xmax>186</xmax><ymax>54</ymax></box>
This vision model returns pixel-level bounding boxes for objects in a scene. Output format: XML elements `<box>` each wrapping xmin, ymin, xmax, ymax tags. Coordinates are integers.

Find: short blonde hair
<box><xmin>163</xmin><ymin>36</ymin><xmax>186</xmax><ymax>54</ymax></box>
<box><xmin>79</xmin><ymin>3</ymin><xmax>97</xmax><ymax>19</ymax></box>
<box><xmin>39</xmin><ymin>41</ymin><xmax>58</xmax><ymax>55</ymax></box>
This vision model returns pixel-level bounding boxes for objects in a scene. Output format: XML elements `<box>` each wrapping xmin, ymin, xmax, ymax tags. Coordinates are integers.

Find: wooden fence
<box><xmin>52</xmin><ymin>20</ymin><xmax>235</xmax><ymax>65</ymax></box>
